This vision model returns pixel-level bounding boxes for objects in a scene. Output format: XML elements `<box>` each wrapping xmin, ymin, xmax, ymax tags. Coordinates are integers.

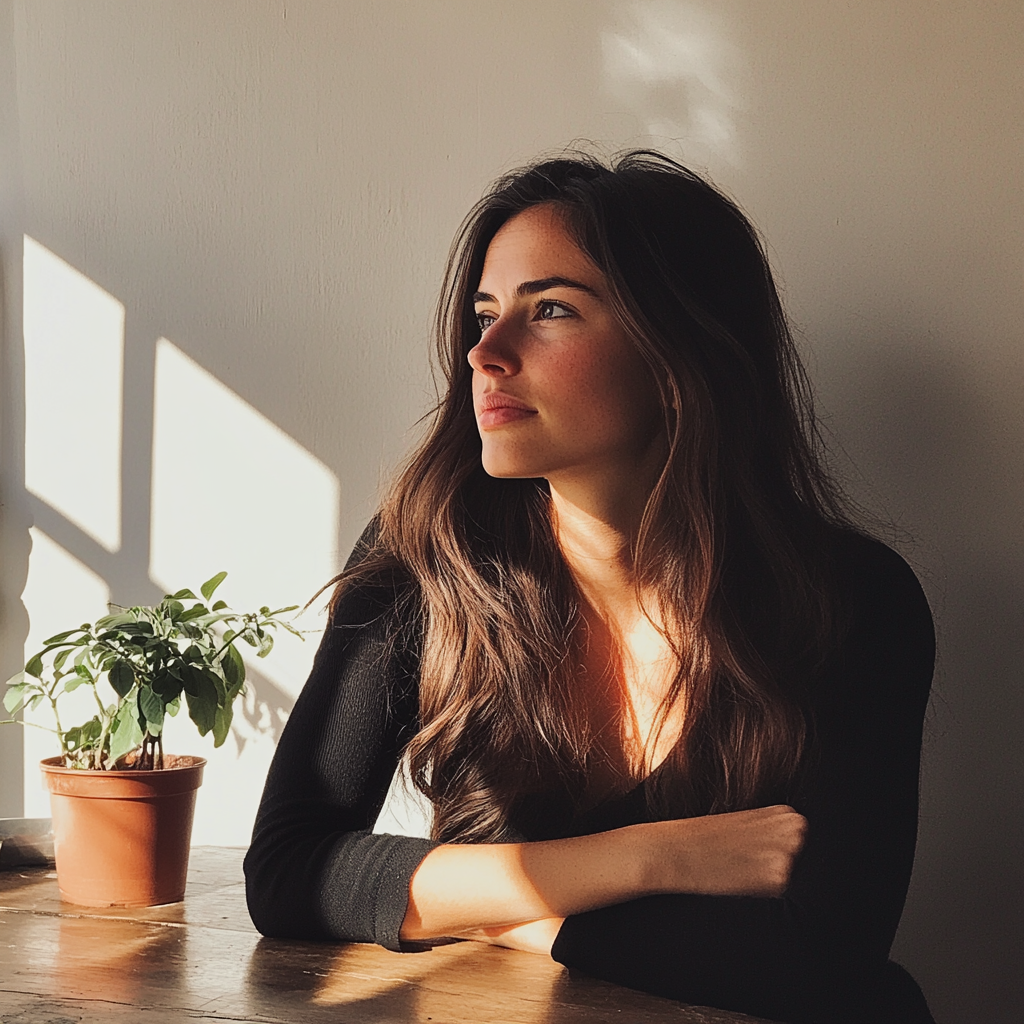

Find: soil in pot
<box><xmin>40</xmin><ymin>754</ymin><xmax>206</xmax><ymax>907</ymax></box>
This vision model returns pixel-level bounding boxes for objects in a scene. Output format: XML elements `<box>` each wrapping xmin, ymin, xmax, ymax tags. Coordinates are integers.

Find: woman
<box><xmin>245</xmin><ymin>152</ymin><xmax>934</xmax><ymax>1023</ymax></box>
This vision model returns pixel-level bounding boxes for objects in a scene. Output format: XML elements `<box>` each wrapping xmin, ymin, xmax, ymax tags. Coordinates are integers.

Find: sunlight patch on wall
<box><xmin>21</xmin><ymin>528</ymin><xmax>112</xmax><ymax>817</ymax></box>
<box><xmin>372</xmin><ymin>754</ymin><xmax>434</xmax><ymax>839</ymax></box>
<box><xmin>23</xmin><ymin>236</ymin><xmax>124</xmax><ymax>552</ymax></box>
<box><xmin>150</xmin><ymin>338</ymin><xmax>341</xmax><ymax>844</ymax></box>
<box><xmin>602</xmin><ymin>0</ymin><xmax>743</xmax><ymax>168</ymax></box>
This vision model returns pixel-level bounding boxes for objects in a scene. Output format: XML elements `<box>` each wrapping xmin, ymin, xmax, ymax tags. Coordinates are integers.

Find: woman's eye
<box><xmin>536</xmin><ymin>301</ymin><xmax>573</xmax><ymax>321</ymax></box>
<box><xmin>476</xmin><ymin>312</ymin><xmax>497</xmax><ymax>332</ymax></box>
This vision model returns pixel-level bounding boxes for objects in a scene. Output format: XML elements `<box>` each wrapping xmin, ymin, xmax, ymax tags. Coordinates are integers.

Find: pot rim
<box><xmin>39</xmin><ymin>754</ymin><xmax>208</xmax><ymax>777</ymax></box>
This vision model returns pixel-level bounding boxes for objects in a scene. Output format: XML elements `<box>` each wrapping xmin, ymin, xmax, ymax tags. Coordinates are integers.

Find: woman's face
<box><xmin>469</xmin><ymin>204</ymin><xmax>663</xmax><ymax>491</ymax></box>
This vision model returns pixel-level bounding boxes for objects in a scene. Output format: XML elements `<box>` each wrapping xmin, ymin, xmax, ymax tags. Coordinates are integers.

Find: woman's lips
<box><xmin>476</xmin><ymin>393</ymin><xmax>537</xmax><ymax>430</ymax></box>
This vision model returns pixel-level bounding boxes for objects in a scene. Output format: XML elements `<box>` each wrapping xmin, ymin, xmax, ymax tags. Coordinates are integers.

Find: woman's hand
<box><xmin>454</xmin><ymin>916</ymin><xmax>565</xmax><ymax>956</ymax></box>
<box><xmin>646</xmin><ymin>804</ymin><xmax>807</xmax><ymax>898</ymax></box>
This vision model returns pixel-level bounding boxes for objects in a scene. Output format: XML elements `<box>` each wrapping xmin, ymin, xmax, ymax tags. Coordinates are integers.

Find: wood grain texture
<box><xmin>0</xmin><ymin>847</ymin><xmax>773</xmax><ymax>1024</ymax></box>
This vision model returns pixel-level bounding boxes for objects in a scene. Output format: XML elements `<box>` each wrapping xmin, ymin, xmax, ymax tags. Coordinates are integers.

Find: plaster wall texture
<box><xmin>1</xmin><ymin>2</ymin><xmax>1021</xmax><ymax>1020</ymax></box>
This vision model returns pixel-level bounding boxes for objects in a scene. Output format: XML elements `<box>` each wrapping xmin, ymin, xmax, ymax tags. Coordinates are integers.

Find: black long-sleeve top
<box><xmin>245</xmin><ymin>530</ymin><xmax>935</xmax><ymax>1023</ymax></box>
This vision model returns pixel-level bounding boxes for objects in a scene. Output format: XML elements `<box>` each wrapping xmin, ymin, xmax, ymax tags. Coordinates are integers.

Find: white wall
<box><xmin>1</xmin><ymin>2</ymin><xmax>1021</xmax><ymax>1020</ymax></box>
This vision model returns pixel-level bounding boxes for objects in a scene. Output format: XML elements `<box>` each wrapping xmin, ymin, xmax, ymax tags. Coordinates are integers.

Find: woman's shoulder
<box><xmin>329</xmin><ymin>518</ymin><xmax>420</xmax><ymax>631</ymax></box>
<box><xmin>827</xmin><ymin>528</ymin><xmax>931</xmax><ymax>620</ymax></box>
<box><xmin>820</xmin><ymin>527</ymin><xmax>935</xmax><ymax>700</ymax></box>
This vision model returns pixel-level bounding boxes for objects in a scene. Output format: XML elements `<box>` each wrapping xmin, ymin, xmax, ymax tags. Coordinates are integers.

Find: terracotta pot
<box><xmin>40</xmin><ymin>754</ymin><xmax>206</xmax><ymax>907</ymax></box>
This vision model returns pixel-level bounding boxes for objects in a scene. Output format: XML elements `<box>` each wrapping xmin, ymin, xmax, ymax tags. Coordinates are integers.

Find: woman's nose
<box><xmin>467</xmin><ymin>318</ymin><xmax>521</xmax><ymax>377</ymax></box>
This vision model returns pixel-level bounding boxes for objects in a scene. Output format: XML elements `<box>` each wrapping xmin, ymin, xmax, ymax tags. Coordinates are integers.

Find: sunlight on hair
<box><xmin>23</xmin><ymin>236</ymin><xmax>124</xmax><ymax>552</ymax></box>
<box><xmin>602</xmin><ymin>1</ymin><xmax>743</xmax><ymax>168</ymax></box>
<box><xmin>20</xmin><ymin>527</ymin><xmax>111</xmax><ymax>817</ymax></box>
<box><xmin>150</xmin><ymin>338</ymin><xmax>341</xmax><ymax>844</ymax></box>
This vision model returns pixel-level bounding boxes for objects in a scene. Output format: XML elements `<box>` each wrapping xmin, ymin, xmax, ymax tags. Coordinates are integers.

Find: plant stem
<box><xmin>45</xmin><ymin>685</ymin><xmax>68</xmax><ymax>761</ymax></box>
<box><xmin>0</xmin><ymin>719</ymin><xmax>59</xmax><ymax>734</ymax></box>
<box><xmin>88</xmin><ymin>678</ymin><xmax>113</xmax><ymax>770</ymax></box>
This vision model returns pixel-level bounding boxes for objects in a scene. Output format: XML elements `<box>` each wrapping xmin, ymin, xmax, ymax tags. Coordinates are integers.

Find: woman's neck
<box><xmin>546</xmin><ymin>428</ymin><xmax>667</xmax><ymax>616</ymax></box>
<box><xmin>549</xmin><ymin>478</ymin><xmax>684</xmax><ymax>794</ymax></box>
<box><xmin>549</xmin><ymin>486</ymin><xmax>639</xmax><ymax>625</ymax></box>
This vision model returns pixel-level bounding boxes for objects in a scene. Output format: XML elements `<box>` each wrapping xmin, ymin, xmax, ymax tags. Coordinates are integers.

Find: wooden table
<box><xmin>0</xmin><ymin>847</ymin><xmax>770</xmax><ymax>1023</ymax></box>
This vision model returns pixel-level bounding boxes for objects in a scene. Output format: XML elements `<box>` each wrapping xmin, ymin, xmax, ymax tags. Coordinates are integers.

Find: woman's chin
<box><xmin>480</xmin><ymin>455</ymin><xmax>547</xmax><ymax>480</ymax></box>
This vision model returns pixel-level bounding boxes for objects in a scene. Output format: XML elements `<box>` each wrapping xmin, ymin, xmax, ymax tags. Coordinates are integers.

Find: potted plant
<box><xmin>2</xmin><ymin>572</ymin><xmax>300</xmax><ymax>907</ymax></box>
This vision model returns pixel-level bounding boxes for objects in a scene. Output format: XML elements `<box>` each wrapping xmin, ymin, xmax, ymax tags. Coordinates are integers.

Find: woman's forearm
<box><xmin>400</xmin><ymin>805</ymin><xmax>806</xmax><ymax>942</ymax></box>
<box><xmin>400</xmin><ymin>824</ymin><xmax>655</xmax><ymax>941</ymax></box>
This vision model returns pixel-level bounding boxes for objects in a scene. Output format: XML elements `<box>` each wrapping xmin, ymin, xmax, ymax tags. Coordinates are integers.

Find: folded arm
<box><xmin>400</xmin><ymin>804</ymin><xmax>807</xmax><ymax>942</ymax></box>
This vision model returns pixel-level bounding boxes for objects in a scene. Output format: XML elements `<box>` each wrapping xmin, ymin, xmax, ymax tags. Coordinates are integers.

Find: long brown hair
<box><xmin>331</xmin><ymin>151</ymin><xmax>855</xmax><ymax>842</ymax></box>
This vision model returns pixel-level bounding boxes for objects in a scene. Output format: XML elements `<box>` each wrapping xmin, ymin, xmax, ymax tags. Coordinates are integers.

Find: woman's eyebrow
<box><xmin>472</xmin><ymin>276</ymin><xmax>600</xmax><ymax>304</ymax></box>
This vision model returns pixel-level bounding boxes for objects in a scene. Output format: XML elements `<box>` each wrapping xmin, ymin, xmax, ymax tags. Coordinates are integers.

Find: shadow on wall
<box><xmin>817</xmin><ymin>328</ymin><xmax>1024</xmax><ymax>1023</ymax></box>
<box><xmin>10</xmin><ymin>235</ymin><xmax>339</xmax><ymax>834</ymax></box>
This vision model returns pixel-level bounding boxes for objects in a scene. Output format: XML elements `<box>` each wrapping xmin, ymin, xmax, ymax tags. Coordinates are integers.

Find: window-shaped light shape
<box><xmin>23</xmin><ymin>236</ymin><xmax>124</xmax><ymax>552</ymax></box>
<box><xmin>149</xmin><ymin>338</ymin><xmax>340</xmax><ymax>702</ymax></box>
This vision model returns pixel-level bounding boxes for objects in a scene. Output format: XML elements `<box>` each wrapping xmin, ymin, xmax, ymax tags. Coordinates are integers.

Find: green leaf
<box><xmin>3</xmin><ymin>683</ymin><xmax>31</xmax><ymax>714</ymax></box>
<box><xmin>166</xmin><ymin>696</ymin><xmax>181</xmax><ymax>717</ymax></box>
<box><xmin>182</xmin><ymin>671</ymin><xmax>218</xmax><ymax>737</ymax></box>
<box><xmin>184</xmin><ymin>665</ymin><xmax>207</xmax><ymax>699</ymax></box>
<box><xmin>212</xmin><ymin>701</ymin><xmax>233</xmax><ymax>747</ymax></box>
<box><xmin>63</xmin><ymin>677</ymin><xmax>87</xmax><ymax>693</ymax></box>
<box><xmin>185</xmin><ymin>688</ymin><xmax>217</xmax><ymax>736</ymax></box>
<box><xmin>177</xmin><ymin>605</ymin><xmax>209</xmax><ymax>622</ymax></box>
<box><xmin>65</xmin><ymin>716</ymin><xmax>101</xmax><ymax>754</ymax></box>
<box><xmin>96</xmin><ymin>612</ymin><xmax>135</xmax><ymax>630</ymax></box>
<box><xmin>164</xmin><ymin>599</ymin><xmax>185</xmax><ymax>621</ymax></box>
<box><xmin>151</xmin><ymin>669</ymin><xmax>183</xmax><ymax>702</ymax></box>
<box><xmin>109</xmin><ymin>659</ymin><xmax>135</xmax><ymax>697</ymax></box>
<box><xmin>201</xmin><ymin>571</ymin><xmax>228</xmax><ymax>602</ymax></box>
<box><xmin>222</xmin><ymin>644</ymin><xmax>245</xmax><ymax>688</ymax></box>
<box><xmin>26</xmin><ymin>693</ymin><xmax>45</xmax><ymax>712</ymax></box>
<box><xmin>52</xmin><ymin>647</ymin><xmax>75</xmax><ymax>672</ymax></box>
<box><xmin>268</xmin><ymin>605</ymin><xmax>300</xmax><ymax>616</ymax></box>
<box><xmin>108</xmin><ymin>701</ymin><xmax>144</xmax><ymax>763</ymax></box>
<box><xmin>43</xmin><ymin>628</ymin><xmax>84</xmax><ymax>645</ymax></box>
<box><xmin>257</xmin><ymin>633</ymin><xmax>274</xmax><ymax>658</ymax></box>
<box><xmin>212</xmin><ymin>600</ymin><xmax>228</xmax><ymax>611</ymax></box>
<box><xmin>169</xmin><ymin>588</ymin><xmax>198</xmax><ymax>601</ymax></box>
<box><xmin>202</xmin><ymin>668</ymin><xmax>228</xmax><ymax>705</ymax></box>
<box><xmin>25</xmin><ymin>653</ymin><xmax>44</xmax><ymax>679</ymax></box>
<box><xmin>138</xmin><ymin>686</ymin><xmax>166</xmax><ymax>736</ymax></box>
